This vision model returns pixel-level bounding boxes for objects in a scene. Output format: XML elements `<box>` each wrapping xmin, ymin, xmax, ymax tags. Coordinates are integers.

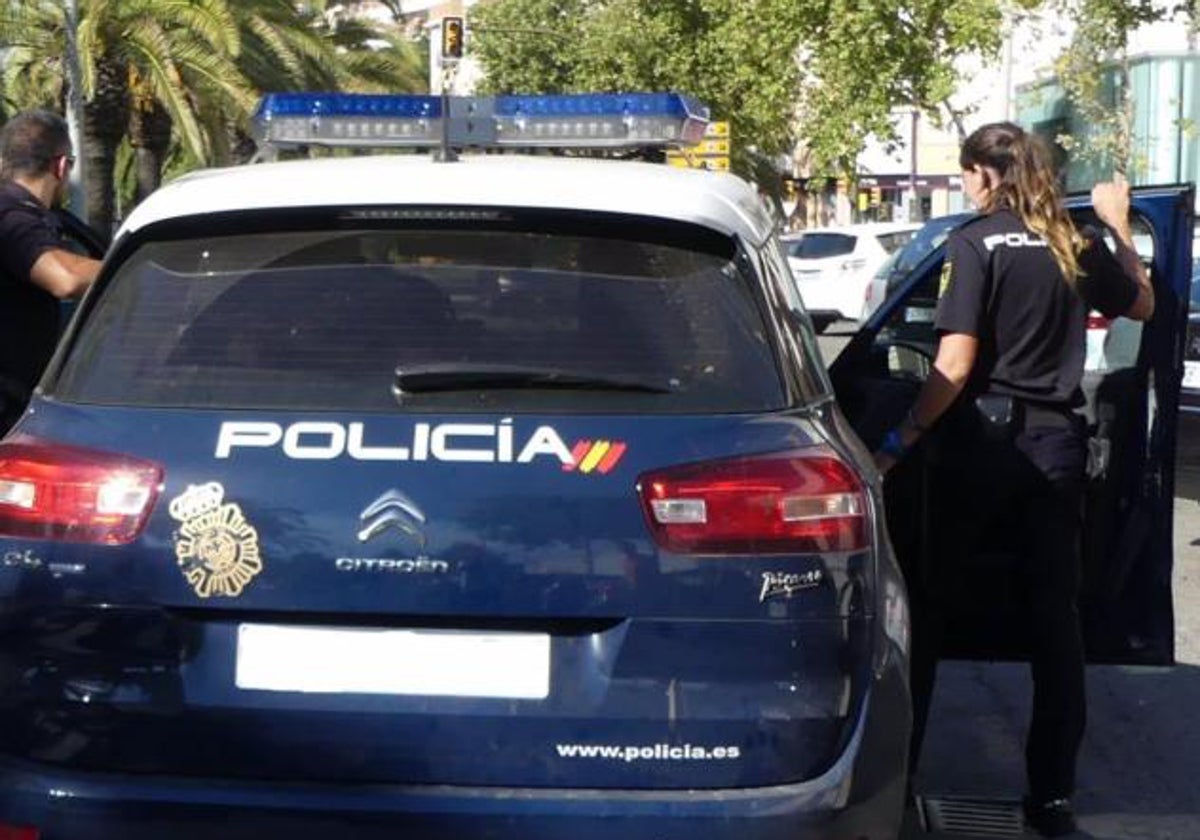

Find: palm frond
<box><xmin>122</xmin><ymin>21</ymin><xmax>208</xmax><ymax>159</ymax></box>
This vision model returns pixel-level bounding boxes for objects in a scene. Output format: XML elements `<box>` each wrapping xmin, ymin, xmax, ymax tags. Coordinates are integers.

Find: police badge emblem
<box><xmin>168</xmin><ymin>482</ymin><xmax>263</xmax><ymax>598</ymax></box>
<box><xmin>938</xmin><ymin>258</ymin><xmax>954</xmax><ymax>298</ymax></box>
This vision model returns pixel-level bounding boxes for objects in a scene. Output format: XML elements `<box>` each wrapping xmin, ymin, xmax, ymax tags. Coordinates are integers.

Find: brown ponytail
<box><xmin>960</xmin><ymin>122</ymin><xmax>1081</xmax><ymax>284</ymax></box>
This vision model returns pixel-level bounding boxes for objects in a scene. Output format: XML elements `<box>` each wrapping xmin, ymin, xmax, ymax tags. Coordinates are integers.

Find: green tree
<box><xmin>0</xmin><ymin>0</ymin><xmax>429</xmax><ymax>230</ymax></box>
<box><xmin>471</xmin><ymin>0</ymin><xmax>1015</xmax><ymax>184</ymax></box>
<box><xmin>0</xmin><ymin>0</ymin><xmax>249</xmax><ymax>233</ymax></box>
<box><xmin>472</xmin><ymin>0</ymin><xmax>806</xmax><ymax>175</ymax></box>
<box><xmin>796</xmin><ymin>0</ymin><xmax>1028</xmax><ymax>175</ymax></box>
<box><xmin>1049</xmin><ymin>0</ymin><xmax>1192</xmax><ymax>178</ymax></box>
<box><xmin>471</xmin><ymin>0</ymin><xmax>589</xmax><ymax>94</ymax></box>
<box><xmin>235</xmin><ymin>0</ymin><xmax>425</xmax><ymax>99</ymax></box>
<box><xmin>220</xmin><ymin>0</ymin><xmax>427</xmax><ymax>168</ymax></box>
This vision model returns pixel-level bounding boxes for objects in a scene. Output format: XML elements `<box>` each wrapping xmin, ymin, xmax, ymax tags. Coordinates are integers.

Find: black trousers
<box><xmin>907</xmin><ymin>420</ymin><xmax>1088</xmax><ymax>802</ymax></box>
<box><xmin>0</xmin><ymin>373</ymin><xmax>29</xmax><ymax>436</ymax></box>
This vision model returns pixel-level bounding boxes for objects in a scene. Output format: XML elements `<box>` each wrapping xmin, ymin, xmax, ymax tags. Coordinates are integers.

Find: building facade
<box><xmin>1018</xmin><ymin>54</ymin><xmax>1199</xmax><ymax>198</ymax></box>
<box><xmin>809</xmin><ymin>9</ymin><xmax>1197</xmax><ymax>228</ymax></box>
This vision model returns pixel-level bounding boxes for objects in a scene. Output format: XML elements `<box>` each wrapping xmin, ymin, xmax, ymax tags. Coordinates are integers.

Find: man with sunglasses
<box><xmin>0</xmin><ymin>109</ymin><xmax>102</xmax><ymax>432</ymax></box>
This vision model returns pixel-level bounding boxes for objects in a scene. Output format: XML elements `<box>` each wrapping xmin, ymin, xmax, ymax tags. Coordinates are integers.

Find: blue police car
<box><xmin>0</xmin><ymin>92</ymin><xmax>1192</xmax><ymax>840</ymax></box>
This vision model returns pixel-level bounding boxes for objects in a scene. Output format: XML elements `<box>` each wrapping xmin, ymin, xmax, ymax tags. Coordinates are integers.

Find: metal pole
<box><xmin>63</xmin><ymin>0</ymin><xmax>87</xmax><ymax>222</ymax></box>
<box><xmin>1002</xmin><ymin>10</ymin><xmax>1015</xmax><ymax>122</ymax></box>
<box><xmin>909</xmin><ymin>108</ymin><xmax>920</xmax><ymax>222</ymax></box>
<box><xmin>436</xmin><ymin>64</ymin><xmax>459</xmax><ymax>163</ymax></box>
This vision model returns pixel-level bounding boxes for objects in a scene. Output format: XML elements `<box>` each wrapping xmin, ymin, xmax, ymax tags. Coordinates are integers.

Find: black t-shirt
<box><xmin>0</xmin><ymin>181</ymin><xmax>65</xmax><ymax>395</ymax></box>
<box><xmin>934</xmin><ymin>209</ymin><xmax>1139</xmax><ymax>406</ymax></box>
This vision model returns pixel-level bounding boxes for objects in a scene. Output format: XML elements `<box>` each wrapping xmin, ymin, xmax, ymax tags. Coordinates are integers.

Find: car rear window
<box><xmin>785</xmin><ymin>233</ymin><xmax>856</xmax><ymax>259</ymax></box>
<box><xmin>54</xmin><ymin>220</ymin><xmax>787</xmax><ymax>413</ymax></box>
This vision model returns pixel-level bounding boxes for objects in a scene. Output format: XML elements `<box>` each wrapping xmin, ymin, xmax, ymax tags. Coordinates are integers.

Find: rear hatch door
<box><xmin>3</xmin><ymin>212</ymin><xmax>872</xmax><ymax>789</ymax></box>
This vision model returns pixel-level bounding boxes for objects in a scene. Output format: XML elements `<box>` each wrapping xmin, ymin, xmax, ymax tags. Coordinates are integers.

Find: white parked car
<box><xmin>781</xmin><ymin>222</ymin><xmax>918</xmax><ymax>330</ymax></box>
<box><xmin>861</xmin><ymin>213</ymin><xmax>972</xmax><ymax>323</ymax></box>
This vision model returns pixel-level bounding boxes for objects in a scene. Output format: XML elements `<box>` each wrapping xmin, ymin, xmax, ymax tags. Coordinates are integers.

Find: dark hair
<box><xmin>960</xmin><ymin>122</ymin><xmax>1080</xmax><ymax>283</ymax></box>
<box><xmin>0</xmin><ymin>110</ymin><xmax>71</xmax><ymax>180</ymax></box>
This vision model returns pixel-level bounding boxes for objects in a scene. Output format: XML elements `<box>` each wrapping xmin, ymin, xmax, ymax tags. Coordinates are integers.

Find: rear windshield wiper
<box><xmin>394</xmin><ymin>363</ymin><xmax>673</xmax><ymax>395</ymax></box>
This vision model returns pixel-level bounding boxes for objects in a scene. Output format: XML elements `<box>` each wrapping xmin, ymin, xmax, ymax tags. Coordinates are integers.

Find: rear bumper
<box><xmin>0</xmin><ymin>658</ymin><xmax>909</xmax><ymax>840</ymax></box>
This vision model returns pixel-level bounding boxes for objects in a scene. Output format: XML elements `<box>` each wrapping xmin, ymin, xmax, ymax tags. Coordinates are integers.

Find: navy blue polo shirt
<box><xmin>0</xmin><ymin>181</ymin><xmax>66</xmax><ymax>394</ymax></box>
<box><xmin>934</xmin><ymin>209</ymin><xmax>1139</xmax><ymax>406</ymax></box>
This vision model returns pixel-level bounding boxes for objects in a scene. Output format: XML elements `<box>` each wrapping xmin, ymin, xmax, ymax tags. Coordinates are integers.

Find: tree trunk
<box><xmin>81</xmin><ymin>55</ymin><xmax>129</xmax><ymax>238</ymax></box>
<box><xmin>130</xmin><ymin>100</ymin><xmax>172</xmax><ymax>204</ymax></box>
<box><xmin>1116</xmin><ymin>56</ymin><xmax>1133</xmax><ymax>178</ymax></box>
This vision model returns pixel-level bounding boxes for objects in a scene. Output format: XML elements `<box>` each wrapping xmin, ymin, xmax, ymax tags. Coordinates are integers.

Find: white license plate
<box><xmin>236</xmin><ymin>624</ymin><xmax>550</xmax><ymax>699</ymax></box>
<box><xmin>1185</xmin><ymin>362</ymin><xmax>1200</xmax><ymax>390</ymax></box>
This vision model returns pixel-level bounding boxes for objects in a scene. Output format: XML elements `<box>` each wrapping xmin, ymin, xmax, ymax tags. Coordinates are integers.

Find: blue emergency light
<box><xmin>254</xmin><ymin>93</ymin><xmax>444</xmax><ymax>148</ymax></box>
<box><xmin>252</xmin><ymin>92</ymin><xmax>710</xmax><ymax>153</ymax></box>
<box><xmin>493</xmin><ymin>92</ymin><xmax>707</xmax><ymax>146</ymax></box>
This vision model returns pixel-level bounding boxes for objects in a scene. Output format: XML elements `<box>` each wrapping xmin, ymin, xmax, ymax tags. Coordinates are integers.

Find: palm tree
<box><xmin>0</xmin><ymin>0</ymin><xmax>428</xmax><ymax>230</ymax></box>
<box><xmin>211</xmin><ymin>0</ymin><xmax>427</xmax><ymax>165</ymax></box>
<box><xmin>232</xmin><ymin>0</ymin><xmax>427</xmax><ymax>98</ymax></box>
<box><xmin>0</xmin><ymin>0</ymin><xmax>249</xmax><ymax>234</ymax></box>
<box><xmin>83</xmin><ymin>0</ymin><xmax>254</xmax><ymax>213</ymax></box>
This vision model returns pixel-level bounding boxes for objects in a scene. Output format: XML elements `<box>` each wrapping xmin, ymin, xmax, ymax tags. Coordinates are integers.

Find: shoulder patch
<box><xmin>938</xmin><ymin>259</ymin><xmax>954</xmax><ymax>298</ymax></box>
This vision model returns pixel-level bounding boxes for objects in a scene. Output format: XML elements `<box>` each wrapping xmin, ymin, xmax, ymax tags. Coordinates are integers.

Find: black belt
<box><xmin>1021</xmin><ymin>402</ymin><xmax>1078</xmax><ymax>431</ymax></box>
<box><xmin>970</xmin><ymin>392</ymin><xmax>1078</xmax><ymax>434</ymax></box>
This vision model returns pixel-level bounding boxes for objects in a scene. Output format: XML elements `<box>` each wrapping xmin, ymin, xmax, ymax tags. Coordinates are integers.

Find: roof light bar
<box><xmin>254</xmin><ymin>93</ymin><xmax>443</xmax><ymax>149</ymax></box>
<box><xmin>252</xmin><ymin>92</ymin><xmax>710</xmax><ymax>153</ymax></box>
<box><xmin>492</xmin><ymin>93</ymin><xmax>709</xmax><ymax>147</ymax></box>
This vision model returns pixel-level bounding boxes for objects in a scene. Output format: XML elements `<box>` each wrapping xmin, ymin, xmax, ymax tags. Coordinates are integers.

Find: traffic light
<box><xmin>442</xmin><ymin>17</ymin><xmax>464</xmax><ymax>61</ymax></box>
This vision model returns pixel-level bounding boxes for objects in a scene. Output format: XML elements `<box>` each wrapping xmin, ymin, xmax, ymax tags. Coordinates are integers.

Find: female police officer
<box><xmin>875</xmin><ymin>122</ymin><xmax>1153</xmax><ymax>837</ymax></box>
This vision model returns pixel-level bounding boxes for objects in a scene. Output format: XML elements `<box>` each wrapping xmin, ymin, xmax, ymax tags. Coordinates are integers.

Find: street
<box><xmin>906</xmin><ymin>492</ymin><xmax>1200</xmax><ymax>839</ymax></box>
<box><xmin>819</xmin><ymin>327</ymin><xmax>1200</xmax><ymax>839</ymax></box>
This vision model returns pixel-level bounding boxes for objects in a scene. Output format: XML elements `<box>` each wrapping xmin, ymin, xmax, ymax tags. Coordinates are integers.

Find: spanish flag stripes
<box><xmin>563</xmin><ymin>440</ymin><xmax>628</xmax><ymax>474</ymax></box>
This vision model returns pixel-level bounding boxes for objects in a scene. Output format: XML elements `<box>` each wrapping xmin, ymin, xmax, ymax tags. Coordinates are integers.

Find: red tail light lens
<box><xmin>0</xmin><ymin>436</ymin><xmax>163</xmax><ymax>544</ymax></box>
<box><xmin>637</xmin><ymin>449</ymin><xmax>868</xmax><ymax>554</ymax></box>
<box><xmin>1087</xmin><ymin>312</ymin><xmax>1111</xmax><ymax>331</ymax></box>
<box><xmin>0</xmin><ymin>824</ymin><xmax>39</xmax><ymax>840</ymax></box>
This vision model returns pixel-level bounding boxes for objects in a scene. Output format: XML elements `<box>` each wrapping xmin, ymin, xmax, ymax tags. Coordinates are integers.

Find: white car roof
<box><xmin>118</xmin><ymin>154</ymin><xmax>777</xmax><ymax>246</ymax></box>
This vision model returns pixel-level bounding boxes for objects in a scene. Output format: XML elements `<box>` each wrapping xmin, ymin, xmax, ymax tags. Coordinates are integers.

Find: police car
<box><xmin>0</xmin><ymin>93</ymin><xmax>912</xmax><ymax>840</ymax></box>
<box><xmin>0</xmin><ymin>90</ymin><xmax>1191</xmax><ymax>840</ymax></box>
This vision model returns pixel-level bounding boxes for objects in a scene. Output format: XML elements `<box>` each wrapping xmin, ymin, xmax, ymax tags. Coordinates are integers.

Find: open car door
<box><xmin>52</xmin><ymin>206</ymin><xmax>108</xmax><ymax>330</ymax></box>
<box><xmin>829</xmin><ymin>184</ymin><xmax>1195</xmax><ymax>666</ymax></box>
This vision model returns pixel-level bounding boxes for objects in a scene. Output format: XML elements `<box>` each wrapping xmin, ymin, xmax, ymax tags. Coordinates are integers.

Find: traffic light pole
<box><xmin>439</xmin><ymin>88</ymin><xmax>454</xmax><ymax>162</ymax></box>
<box><xmin>436</xmin><ymin>74</ymin><xmax>459</xmax><ymax>163</ymax></box>
<box><xmin>435</xmin><ymin>15</ymin><xmax>463</xmax><ymax>163</ymax></box>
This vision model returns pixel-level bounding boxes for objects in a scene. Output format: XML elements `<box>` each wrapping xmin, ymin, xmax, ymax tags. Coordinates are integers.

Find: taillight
<box><xmin>0</xmin><ymin>436</ymin><xmax>163</xmax><ymax>544</ymax></box>
<box><xmin>637</xmin><ymin>449</ymin><xmax>868</xmax><ymax>554</ymax></box>
<box><xmin>0</xmin><ymin>824</ymin><xmax>39</xmax><ymax>840</ymax></box>
<box><xmin>1087</xmin><ymin>312</ymin><xmax>1111</xmax><ymax>331</ymax></box>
